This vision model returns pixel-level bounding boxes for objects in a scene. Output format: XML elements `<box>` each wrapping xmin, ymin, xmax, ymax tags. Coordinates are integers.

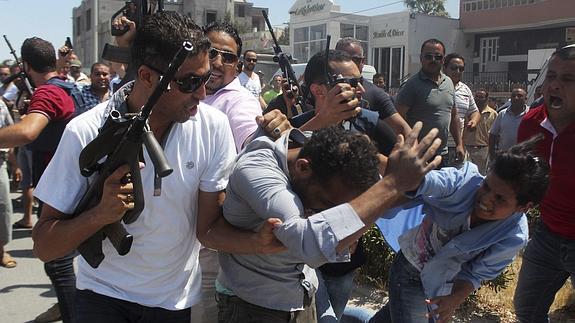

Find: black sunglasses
<box><xmin>208</xmin><ymin>48</ymin><xmax>238</xmax><ymax>65</ymax></box>
<box><xmin>449</xmin><ymin>64</ymin><xmax>465</xmax><ymax>72</ymax></box>
<box><xmin>145</xmin><ymin>64</ymin><xmax>211</xmax><ymax>93</ymax></box>
<box><xmin>330</xmin><ymin>76</ymin><xmax>363</xmax><ymax>88</ymax></box>
<box><xmin>245</xmin><ymin>58</ymin><xmax>258</xmax><ymax>63</ymax></box>
<box><xmin>173</xmin><ymin>72</ymin><xmax>212</xmax><ymax>93</ymax></box>
<box><xmin>424</xmin><ymin>54</ymin><xmax>444</xmax><ymax>61</ymax></box>
<box><xmin>351</xmin><ymin>56</ymin><xmax>364</xmax><ymax>64</ymax></box>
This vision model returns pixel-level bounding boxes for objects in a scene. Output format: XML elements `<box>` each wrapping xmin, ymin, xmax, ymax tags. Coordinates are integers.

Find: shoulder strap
<box><xmin>46</xmin><ymin>77</ymin><xmax>86</xmax><ymax>116</ymax></box>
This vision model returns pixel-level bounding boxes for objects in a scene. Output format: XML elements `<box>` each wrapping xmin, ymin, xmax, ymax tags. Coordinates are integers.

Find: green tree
<box><xmin>404</xmin><ymin>0</ymin><xmax>449</xmax><ymax>17</ymax></box>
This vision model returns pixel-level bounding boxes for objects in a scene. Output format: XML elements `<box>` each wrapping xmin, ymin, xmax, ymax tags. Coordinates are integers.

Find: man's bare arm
<box><xmin>0</xmin><ymin>113</ymin><xmax>49</xmax><ymax>148</ymax></box>
<box><xmin>383</xmin><ymin>112</ymin><xmax>411</xmax><ymax>136</ymax></box>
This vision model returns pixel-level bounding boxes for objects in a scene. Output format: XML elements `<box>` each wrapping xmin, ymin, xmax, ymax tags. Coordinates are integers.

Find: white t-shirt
<box><xmin>34</xmin><ymin>100</ymin><xmax>236</xmax><ymax>310</ymax></box>
<box><xmin>238</xmin><ymin>71</ymin><xmax>262</xmax><ymax>98</ymax></box>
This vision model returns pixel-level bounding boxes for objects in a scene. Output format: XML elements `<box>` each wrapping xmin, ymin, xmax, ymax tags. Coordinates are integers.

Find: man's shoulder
<box><xmin>67</xmin><ymin>101</ymin><xmax>107</xmax><ymax>130</ymax></box>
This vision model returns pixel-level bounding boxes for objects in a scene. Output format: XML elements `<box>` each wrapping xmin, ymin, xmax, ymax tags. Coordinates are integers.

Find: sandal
<box><xmin>12</xmin><ymin>221</ymin><xmax>33</xmax><ymax>229</ymax></box>
<box><xmin>1</xmin><ymin>252</ymin><xmax>17</xmax><ymax>268</ymax></box>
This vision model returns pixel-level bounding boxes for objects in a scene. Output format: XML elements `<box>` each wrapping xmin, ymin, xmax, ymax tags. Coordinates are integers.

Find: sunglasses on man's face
<box><xmin>424</xmin><ymin>54</ymin><xmax>444</xmax><ymax>61</ymax></box>
<box><xmin>449</xmin><ymin>64</ymin><xmax>465</xmax><ymax>72</ymax></box>
<box><xmin>351</xmin><ymin>56</ymin><xmax>364</xmax><ymax>65</ymax></box>
<box><xmin>208</xmin><ymin>48</ymin><xmax>238</xmax><ymax>65</ymax></box>
<box><xmin>331</xmin><ymin>76</ymin><xmax>363</xmax><ymax>88</ymax></box>
<box><xmin>172</xmin><ymin>72</ymin><xmax>212</xmax><ymax>93</ymax></box>
<box><xmin>244</xmin><ymin>58</ymin><xmax>257</xmax><ymax>63</ymax></box>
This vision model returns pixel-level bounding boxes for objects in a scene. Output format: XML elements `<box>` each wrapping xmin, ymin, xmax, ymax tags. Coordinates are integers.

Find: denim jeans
<box><xmin>316</xmin><ymin>269</ymin><xmax>355</xmax><ymax>322</ymax></box>
<box><xmin>388</xmin><ymin>252</ymin><xmax>433</xmax><ymax>323</ymax></box>
<box><xmin>76</xmin><ymin>289</ymin><xmax>191</xmax><ymax>323</ymax></box>
<box><xmin>0</xmin><ymin>162</ymin><xmax>12</xmax><ymax>246</ymax></box>
<box><xmin>216</xmin><ymin>292</ymin><xmax>316</xmax><ymax>323</ymax></box>
<box><xmin>44</xmin><ymin>251</ymin><xmax>77</xmax><ymax>323</ymax></box>
<box><xmin>514</xmin><ymin>223</ymin><xmax>575</xmax><ymax>323</ymax></box>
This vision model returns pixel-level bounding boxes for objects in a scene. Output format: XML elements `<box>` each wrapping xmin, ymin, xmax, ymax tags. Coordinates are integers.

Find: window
<box><xmin>206</xmin><ymin>10</ymin><xmax>217</xmax><ymax>25</ymax></box>
<box><xmin>86</xmin><ymin>9</ymin><xmax>91</xmax><ymax>31</ymax></box>
<box><xmin>75</xmin><ymin>16</ymin><xmax>81</xmax><ymax>36</ymax></box>
<box><xmin>294</xmin><ymin>27</ymin><xmax>309</xmax><ymax>42</ymax></box>
<box><xmin>478</xmin><ymin>1</ymin><xmax>483</xmax><ymax>9</ymax></box>
<box><xmin>293</xmin><ymin>24</ymin><xmax>327</xmax><ymax>62</ymax></box>
<box><xmin>465</xmin><ymin>3</ymin><xmax>471</xmax><ymax>11</ymax></box>
<box><xmin>236</xmin><ymin>4</ymin><xmax>245</xmax><ymax>18</ymax></box>
<box><xmin>471</xmin><ymin>2</ymin><xmax>477</xmax><ymax>10</ymax></box>
<box><xmin>340</xmin><ymin>23</ymin><xmax>354</xmax><ymax>38</ymax></box>
<box><xmin>356</xmin><ymin>25</ymin><xmax>368</xmax><ymax>41</ymax></box>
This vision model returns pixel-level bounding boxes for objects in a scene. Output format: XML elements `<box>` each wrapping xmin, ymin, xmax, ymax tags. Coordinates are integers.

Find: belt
<box><xmin>465</xmin><ymin>145</ymin><xmax>487</xmax><ymax>149</ymax></box>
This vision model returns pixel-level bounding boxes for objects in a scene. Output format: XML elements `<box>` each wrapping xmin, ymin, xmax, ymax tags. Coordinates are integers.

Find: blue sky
<box><xmin>0</xmin><ymin>0</ymin><xmax>459</xmax><ymax>62</ymax></box>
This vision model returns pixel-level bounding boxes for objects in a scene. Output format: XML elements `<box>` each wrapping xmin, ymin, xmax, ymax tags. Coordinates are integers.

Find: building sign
<box><xmin>289</xmin><ymin>0</ymin><xmax>332</xmax><ymax>17</ymax></box>
<box><xmin>373</xmin><ymin>29</ymin><xmax>405</xmax><ymax>39</ymax></box>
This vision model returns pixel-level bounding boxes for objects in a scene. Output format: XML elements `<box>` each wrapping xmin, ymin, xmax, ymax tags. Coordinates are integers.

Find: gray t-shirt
<box><xmin>218</xmin><ymin>130</ymin><xmax>365</xmax><ymax>312</ymax></box>
<box><xmin>396</xmin><ymin>70</ymin><xmax>455</xmax><ymax>154</ymax></box>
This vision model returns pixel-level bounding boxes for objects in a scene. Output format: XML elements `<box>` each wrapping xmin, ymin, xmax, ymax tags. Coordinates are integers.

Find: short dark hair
<box><xmin>443</xmin><ymin>53</ymin><xmax>465</xmax><ymax>67</ymax></box>
<box><xmin>551</xmin><ymin>45</ymin><xmax>575</xmax><ymax>61</ymax></box>
<box><xmin>131</xmin><ymin>11</ymin><xmax>210</xmax><ymax>72</ymax></box>
<box><xmin>90</xmin><ymin>62</ymin><xmax>109</xmax><ymax>74</ymax></box>
<box><xmin>204</xmin><ymin>21</ymin><xmax>243</xmax><ymax>57</ymax></box>
<box><xmin>243</xmin><ymin>49</ymin><xmax>256</xmax><ymax>58</ymax></box>
<box><xmin>421</xmin><ymin>38</ymin><xmax>445</xmax><ymax>55</ymax></box>
<box><xmin>304</xmin><ymin>49</ymin><xmax>352</xmax><ymax>86</ymax></box>
<box><xmin>21</xmin><ymin>37</ymin><xmax>56</xmax><ymax>73</ymax></box>
<box><xmin>489</xmin><ymin>135</ymin><xmax>550</xmax><ymax>206</ymax></box>
<box><xmin>298</xmin><ymin>126</ymin><xmax>380</xmax><ymax>192</ymax></box>
<box><xmin>373</xmin><ymin>73</ymin><xmax>385</xmax><ymax>81</ymax></box>
<box><xmin>475</xmin><ymin>88</ymin><xmax>489</xmax><ymax>98</ymax></box>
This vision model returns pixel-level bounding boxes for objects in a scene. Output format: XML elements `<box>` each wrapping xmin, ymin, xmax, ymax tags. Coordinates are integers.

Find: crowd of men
<box><xmin>0</xmin><ymin>8</ymin><xmax>572</xmax><ymax>323</ymax></box>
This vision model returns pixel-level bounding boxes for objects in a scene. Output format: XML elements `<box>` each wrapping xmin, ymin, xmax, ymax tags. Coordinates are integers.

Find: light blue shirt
<box><xmin>390</xmin><ymin>162</ymin><xmax>528</xmax><ymax>298</ymax></box>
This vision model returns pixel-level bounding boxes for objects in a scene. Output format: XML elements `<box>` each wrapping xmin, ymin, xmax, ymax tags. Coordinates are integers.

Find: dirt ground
<box><xmin>348</xmin><ymin>256</ymin><xmax>575</xmax><ymax>322</ymax></box>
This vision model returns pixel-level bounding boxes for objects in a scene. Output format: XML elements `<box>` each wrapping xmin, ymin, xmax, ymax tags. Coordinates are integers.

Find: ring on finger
<box><xmin>126</xmin><ymin>193</ymin><xmax>133</xmax><ymax>202</ymax></box>
<box><xmin>272</xmin><ymin>127</ymin><xmax>281</xmax><ymax>136</ymax></box>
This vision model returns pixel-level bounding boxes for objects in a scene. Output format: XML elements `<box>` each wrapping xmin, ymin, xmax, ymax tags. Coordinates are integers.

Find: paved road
<box><xmin>0</xmin><ymin>192</ymin><xmax>59</xmax><ymax>323</ymax></box>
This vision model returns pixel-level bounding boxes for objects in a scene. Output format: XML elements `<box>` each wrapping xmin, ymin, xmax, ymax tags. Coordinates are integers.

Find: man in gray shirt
<box><xmin>217</xmin><ymin>122</ymin><xmax>442</xmax><ymax>322</ymax></box>
<box><xmin>396</xmin><ymin>39</ymin><xmax>458</xmax><ymax>167</ymax></box>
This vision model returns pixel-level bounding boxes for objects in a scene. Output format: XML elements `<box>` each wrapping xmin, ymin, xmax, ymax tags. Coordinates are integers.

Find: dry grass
<box><xmin>457</xmin><ymin>255</ymin><xmax>575</xmax><ymax>322</ymax></box>
<box><xmin>351</xmin><ymin>255</ymin><xmax>575</xmax><ymax>322</ymax></box>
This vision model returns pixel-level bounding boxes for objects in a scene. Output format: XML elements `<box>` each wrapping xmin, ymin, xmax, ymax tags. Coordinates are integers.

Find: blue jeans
<box><xmin>76</xmin><ymin>289</ymin><xmax>191</xmax><ymax>323</ymax></box>
<box><xmin>341</xmin><ymin>305</ymin><xmax>392</xmax><ymax>323</ymax></box>
<box><xmin>45</xmin><ymin>251</ymin><xmax>77</xmax><ymax>323</ymax></box>
<box><xmin>388</xmin><ymin>252</ymin><xmax>433</xmax><ymax>323</ymax></box>
<box><xmin>514</xmin><ymin>223</ymin><xmax>575</xmax><ymax>323</ymax></box>
<box><xmin>316</xmin><ymin>269</ymin><xmax>355</xmax><ymax>322</ymax></box>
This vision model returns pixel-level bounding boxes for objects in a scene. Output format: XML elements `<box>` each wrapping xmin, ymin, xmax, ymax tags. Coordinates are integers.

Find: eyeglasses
<box><xmin>208</xmin><ymin>48</ymin><xmax>238</xmax><ymax>65</ymax></box>
<box><xmin>172</xmin><ymin>72</ymin><xmax>212</xmax><ymax>93</ymax></box>
<box><xmin>330</xmin><ymin>76</ymin><xmax>363</xmax><ymax>88</ymax></box>
<box><xmin>144</xmin><ymin>64</ymin><xmax>211</xmax><ymax>93</ymax></box>
<box><xmin>449</xmin><ymin>64</ymin><xmax>465</xmax><ymax>72</ymax></box>
<box><xmin>244</xmin><ymin>58</ymin><xmax>257</xmax><ymax>63</ymax></box>
<box><xmin>351</xmin><ymin>56</ymin><xmax>365</xmax><ymax>65</ymax></box>
<box><xmin>424</xmin><ymin>54</ymin><xmax>444</xmax><ymax>61</ymax></box>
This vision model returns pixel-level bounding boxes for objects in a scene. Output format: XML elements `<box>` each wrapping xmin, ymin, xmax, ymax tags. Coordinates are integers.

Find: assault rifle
<box><xmin>73</xmin><ymin>41</ymin><xmax>192</xmax><ymax>268</ymax></box>
<box><xmin>262</xmin><ymin>10</ymin><xmax>306</xmax><ymax>120</ymax></box>
<box><xmin>2</xmin><ymin>35</ymin><xmax>34</xmax><ymax>95</ymax></box>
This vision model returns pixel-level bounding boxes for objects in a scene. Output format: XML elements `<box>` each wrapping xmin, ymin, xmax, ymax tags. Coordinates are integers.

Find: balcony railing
<box><xmin>462</xmin><ymin>71</ymin><xmax>531</xmax><ymax>93</ymax></box>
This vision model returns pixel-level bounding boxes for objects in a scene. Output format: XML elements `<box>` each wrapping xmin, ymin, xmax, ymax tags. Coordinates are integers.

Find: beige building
<box><xmin>72</xmin><ymin>0</ymin><xmax>269</xmax><ymax>68</ymax></box>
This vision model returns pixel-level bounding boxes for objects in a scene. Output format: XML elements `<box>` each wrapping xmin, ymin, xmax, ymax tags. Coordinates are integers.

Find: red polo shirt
<box><xmin>518</xmin><ymin>105</ymin><xmax>575</xmax><ymax>240</ymax></box>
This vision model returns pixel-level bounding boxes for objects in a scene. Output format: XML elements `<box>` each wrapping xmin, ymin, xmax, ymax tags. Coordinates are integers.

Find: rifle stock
<box><xmin>74</xmin><ymin>41</ymin><xmax>193</xmax><ymax>268</ymax></box>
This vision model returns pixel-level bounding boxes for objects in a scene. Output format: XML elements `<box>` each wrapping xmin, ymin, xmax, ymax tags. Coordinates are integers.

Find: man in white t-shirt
<box><xmin>238</xmin><ymin>49</ymin><xmax>267</xmax><ymax>108</ymax></box>
<box><xmin>32</xmin><ymin>12</ymin><xmax>282</xmax><ymax>322</ymax></box>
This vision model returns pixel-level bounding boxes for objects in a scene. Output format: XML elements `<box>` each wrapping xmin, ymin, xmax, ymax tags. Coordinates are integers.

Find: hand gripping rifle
<box><xmin>262</xmin><ymin>10</ymin><xmax>306</xmax><ymax>120</ymax></box>
<box><xmin>2</xmin><ymin>35</ymin><xmax>35</xmax><ymax>95</ymax></box>
<box><xmin>73</xmin><ymin>41</ymin><xmax>193</xmax><ymax>268</ymax></box>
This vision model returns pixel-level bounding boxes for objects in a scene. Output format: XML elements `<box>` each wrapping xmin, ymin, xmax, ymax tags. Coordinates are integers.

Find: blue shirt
<box><xmin>391</xmin><ymin>162</ymin><xmax>528</xmax><ymax>298</ymax></box>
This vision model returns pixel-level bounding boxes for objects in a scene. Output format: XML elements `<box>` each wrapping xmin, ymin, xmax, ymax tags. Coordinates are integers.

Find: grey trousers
<box><xmin>0</xmin><ymin>162</ymin><xmax>13</xmax><ymax>246</ymax></box>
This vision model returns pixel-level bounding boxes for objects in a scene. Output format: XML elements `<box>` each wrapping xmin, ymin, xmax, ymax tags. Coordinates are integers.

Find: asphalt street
<box><xmin>0</xmin><ymin>191</ymin><xmax>60</xmax><ymax>323</ymax></box>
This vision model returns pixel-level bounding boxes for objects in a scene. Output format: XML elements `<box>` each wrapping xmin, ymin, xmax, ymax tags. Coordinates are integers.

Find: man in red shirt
<box><xmin>0</xmin><ymin>37</ymin><xmax>76</xmax><ymax>323</ymax></box>
<box><xmin>514</xmin><ymin>45</ymin><xmax>575</xmax><ymax>323</ymax></box>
